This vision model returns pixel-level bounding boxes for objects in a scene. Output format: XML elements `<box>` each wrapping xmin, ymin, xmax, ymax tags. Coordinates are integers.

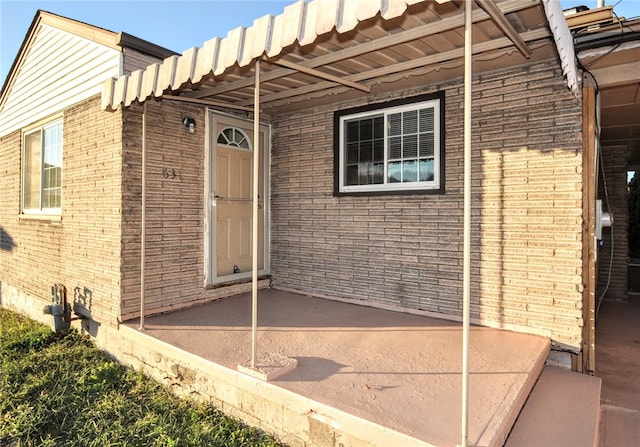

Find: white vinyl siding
<box><xmin>0</xmin><ymin>24</ymin><xmax>121</xmax><ymax>137</ymax></box>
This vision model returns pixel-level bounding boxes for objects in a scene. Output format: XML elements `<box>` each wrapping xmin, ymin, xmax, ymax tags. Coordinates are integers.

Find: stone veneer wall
<box><xmin>269</xmin><ymin>60</ymin><xmax>585</xmax><ymax>350</ymax></box>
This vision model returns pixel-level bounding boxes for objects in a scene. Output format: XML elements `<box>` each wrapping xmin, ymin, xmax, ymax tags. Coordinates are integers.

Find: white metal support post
<box><xmin>461</xmin><ymin>0</ymin><xmax>472</xmax><ymax>446</ymax></box>
<box><xmin>251</xmin><ymin>60</ymin><xmax>261</xmax><ymax>369</ymax></box>
<box><xmin>140</xmin><ymin>101</ymin><xmax>147</xmax><ymax>331</ymax></box>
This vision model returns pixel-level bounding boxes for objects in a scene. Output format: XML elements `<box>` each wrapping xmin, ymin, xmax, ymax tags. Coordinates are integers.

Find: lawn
<box><xmin>0</xmin><ymin>308</ymin><xmax>285</xmax><ymax>447</ymax></box>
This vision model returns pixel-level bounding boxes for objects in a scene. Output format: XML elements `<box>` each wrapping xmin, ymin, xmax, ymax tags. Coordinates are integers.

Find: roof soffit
<box><xmin>574</xmin><ymin>19</ymin><xmax>640</xmax><ymax>159</ymax></box>
<box><xmin>38</xmin><ymin>11</ymin><xmax>121</xmax><ymax>50</ymax></box>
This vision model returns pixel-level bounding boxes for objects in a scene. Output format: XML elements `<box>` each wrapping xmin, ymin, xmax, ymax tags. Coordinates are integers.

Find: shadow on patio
<box><xmin>125</xmin><ymin>289</ymin><xmax>550</xmax><ymax>447</ymax></box>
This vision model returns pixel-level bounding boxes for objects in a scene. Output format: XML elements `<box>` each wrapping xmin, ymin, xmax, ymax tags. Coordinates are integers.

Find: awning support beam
<box><xmin>185</xmin><ymin>0</ymin><xmax>535</xmax><ymax>100</ymax></box>
<box><xmin>139</xmin><ymin>101</ymin><xmax>147</xmax><ymax>331</ymax></box>
<box><xmin>476</xmin><ymin>0</ymin><xmax>531</xmax><ymax>58</ymax></box>
<box><xmin>263</xmin><ymin>57</ymin><xmax>370</xmax><ymax>93</ymax></box>
<box><xmin>251</xmin><ymin>60</ymin><xmax>261</xmax><ymax>369</ymax></box>
<box><xmin>235</xmin><ymin>27</ymin><xmax>549</xmax><ymax>108</ymax></box>
<box><xmin>461</xmin><ymin>0</ymin><xmax>473</xmax><ymax>445</ymax></box>
<box><xmin>163</xmin><ymin>94</ymin><xmax>254</xmax><ymax>112</ymax></box>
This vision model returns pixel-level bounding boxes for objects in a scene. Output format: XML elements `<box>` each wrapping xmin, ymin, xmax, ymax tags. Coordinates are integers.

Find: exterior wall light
<box><xmin>182</xmin><ymin>117</ymin><xmax>196</xmax><ymax>134</ymax></box>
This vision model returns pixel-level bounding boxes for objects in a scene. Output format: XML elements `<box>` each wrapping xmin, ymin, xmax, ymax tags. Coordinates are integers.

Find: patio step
<box><xmin>504</xmin><ymin>365</ymin><xmax>602</xmax><ymax>447</ymax></box>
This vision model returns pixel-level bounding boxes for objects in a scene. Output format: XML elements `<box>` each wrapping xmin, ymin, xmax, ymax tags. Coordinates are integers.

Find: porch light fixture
<box><xmin>182</xmin><ymin>117</ymin><xmax>196</xmax><ymax>133</ymax></box>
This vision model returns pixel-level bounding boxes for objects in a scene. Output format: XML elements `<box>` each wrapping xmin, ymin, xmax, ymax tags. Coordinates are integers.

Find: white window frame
<box><xmin>21</xmin><ymin>116</ymin><xmax>63</xmax><ymax>215</ymax></box>
<box><xmin>336</xmin><ymin>94</ymin><xmax>443</xmax><ymax>194</ymax></box>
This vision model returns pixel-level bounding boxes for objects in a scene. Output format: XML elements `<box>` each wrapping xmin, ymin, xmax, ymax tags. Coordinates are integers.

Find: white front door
<box><xmin>210</xmin><ymin>114</ymin><xmax>269</xmax><ymax>284</ymax></box>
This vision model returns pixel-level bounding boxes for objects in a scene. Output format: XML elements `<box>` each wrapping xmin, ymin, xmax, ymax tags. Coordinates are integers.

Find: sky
<box><xmin>1</xmin><ymin>0</ymin><xmax>639</xmax><ymax>86</ymax></box>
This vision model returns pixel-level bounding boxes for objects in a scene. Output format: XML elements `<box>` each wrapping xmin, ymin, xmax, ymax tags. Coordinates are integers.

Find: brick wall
<box><xmin>270</xmin><ymin>60</ymin><xmax>585</xmax><ymax>350</ymax></box>
<box><xmin>120</xmin><ymin>100</ymin><xmax>208</xmax><ymax>319</ymax></box>
<box><xmin>597</xmin><ymin>145</ymin><xmax>628</xmax><ymax>301</ymax></box>
<box><xmin>0</xmin><ymin>61</ymin><xmax>586</xmax><ymax>349</ymax></box>
<box><xmin>0</xmin><ymin>130</ymin><xmax>63</xmax><ymax>305</ymax></box>
<box><xmin>2</xmin><ymin>95</ymin><xmax>273</xmax><ymax>326</ymax></box>
<box><xmin>0</xmin><ymin>95</ymin><xmax>123</xmax><ymax>325</ymax></box>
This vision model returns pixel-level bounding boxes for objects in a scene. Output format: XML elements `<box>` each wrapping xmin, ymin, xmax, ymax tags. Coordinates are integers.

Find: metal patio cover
<box><xmin>101</xmin><ymin>0</ymin><xmax>577</xmax><ymax>113</ymax></box>
<box><xmin>102</xmin><ymin>2</ymin><xmax>577</xmax><ymax>445</ymax></box>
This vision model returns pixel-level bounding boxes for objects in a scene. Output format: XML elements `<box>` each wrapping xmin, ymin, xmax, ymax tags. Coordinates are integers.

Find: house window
<box><xmin>334</xmin><ymin>92</ymin><xmax>444</xmax><ymax>195</ymax></box>
<box><xmin>22</xmin><ymin>119</ymin><xmax>63</xmax><ymax>213</ymax></box>
<box><xmin>217</xmin><ymin>126</ymin><xmax>251</xmax><ymax>150</ymax></box>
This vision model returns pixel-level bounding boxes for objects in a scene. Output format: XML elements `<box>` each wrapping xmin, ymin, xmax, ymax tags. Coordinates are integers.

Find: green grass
<box><xmin>0</xmin><ymin>308</ymin><xmax>285</xmax><ymax>447</ymax></box>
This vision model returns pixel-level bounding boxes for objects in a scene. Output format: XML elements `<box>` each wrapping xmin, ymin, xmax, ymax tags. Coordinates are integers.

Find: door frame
<box><xmin>204</xmin><ymin>110</ymin><xmax>271</xmax><ymax>286</ymax></box>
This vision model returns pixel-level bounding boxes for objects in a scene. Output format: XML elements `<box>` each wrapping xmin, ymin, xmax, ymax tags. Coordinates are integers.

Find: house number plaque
<box><xmin>162</xmin><ymin>168</ymin><xmax>178</xmax><ymax>179</ymax></box>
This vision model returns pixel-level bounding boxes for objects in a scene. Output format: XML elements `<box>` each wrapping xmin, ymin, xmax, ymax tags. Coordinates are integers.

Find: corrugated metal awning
<box><xmin>541</xmin><ymin>0</ymin><xmax>578</xmax><ymax>95</ymax></box>
<box><xmin>102</xmin><ymin>0</ymin><xmax>578</xmax><ymax>113</ymax></box>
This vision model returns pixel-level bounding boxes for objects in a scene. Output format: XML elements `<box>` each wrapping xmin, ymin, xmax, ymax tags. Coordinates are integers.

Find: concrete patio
<box><xmin>596</xmin><ymin>296</ymin><xmax>640</xmax><ymax>447</ymax></box>
<box><xmin>123</xmin><ymin>288</ymin><xmax>550</xmax><ymax>447</ymax></box>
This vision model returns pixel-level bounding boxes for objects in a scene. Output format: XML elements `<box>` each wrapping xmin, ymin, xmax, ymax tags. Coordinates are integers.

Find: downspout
<box><xmin>461</xmin><ymin>1</ymin><xmax>472</xmax><ymax>446</ymax></box>
<box><xmin>140</xmin><ymin>101</ymin><xmax>147</xmax><ymax>330</ymax></box>
<box><xmin>251</xmin><ymin>60</ymin><xmax>261</xmax><ymax>369</ymax></box>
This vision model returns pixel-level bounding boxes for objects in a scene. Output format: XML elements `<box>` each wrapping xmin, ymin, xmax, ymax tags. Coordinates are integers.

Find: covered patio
<box><xmin>124</xmin><ymin>288</ymin><xmax>550</xmax><ymax>447</ymax></box>
<box><xmin>100</xmin><ymin>1</ymin><xmax>581</xmax><ymax>445</ymax></box>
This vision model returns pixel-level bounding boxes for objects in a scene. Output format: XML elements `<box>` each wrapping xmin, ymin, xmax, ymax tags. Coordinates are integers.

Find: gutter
<box><xmin>117</xmin><ymin>32</ymin><xmax>178</xmax><ymax>60</ymax></box>
<box><xmin>574</xmin><ymin>26</ymin><xmax>640</xmax><ymax>52</ymax></box>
